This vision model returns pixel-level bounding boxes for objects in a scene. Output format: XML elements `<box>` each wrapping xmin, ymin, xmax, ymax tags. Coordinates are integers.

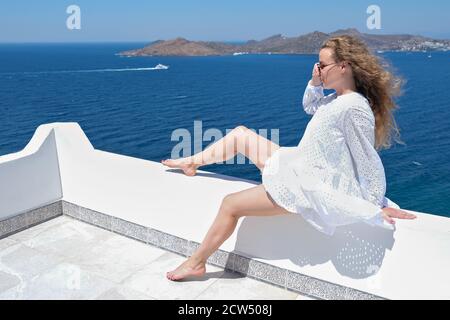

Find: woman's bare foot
<box><xmin>166</xmin><ymin>258</ymin><xmax>206</xmax><ymax>281</ymax></box>
<box><xmin>161</xmin><ymin>158</ymin><xmax>199</xmax><ymax>176</ymax></box>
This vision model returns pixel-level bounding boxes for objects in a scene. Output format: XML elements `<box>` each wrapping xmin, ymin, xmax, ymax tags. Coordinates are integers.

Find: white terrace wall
<box><xmin>0</xmin><ymin>126</ymin><xmax>62</xmax><ymax>220</ymax></box>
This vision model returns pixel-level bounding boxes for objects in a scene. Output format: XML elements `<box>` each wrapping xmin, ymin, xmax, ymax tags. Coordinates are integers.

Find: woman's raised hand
<box><xmin>311</xmin><ymin>63</ymin><xmax>322</xmax><ymax>86</ymax></box>
<box><xmin>381</xmin><ymin>207</ymin><xmax>417</xmax><ymax>225</ymax></box>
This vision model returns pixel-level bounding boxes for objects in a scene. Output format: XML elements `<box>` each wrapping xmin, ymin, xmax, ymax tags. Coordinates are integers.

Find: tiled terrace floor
<box><xmin>0</xmin><ymin>216</ymin><xmax>314</xmax><ymax>300</ymax></box>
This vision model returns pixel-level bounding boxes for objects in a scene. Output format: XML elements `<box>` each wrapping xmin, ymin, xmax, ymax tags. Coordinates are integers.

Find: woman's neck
<box><xmin>335</xmin><ymin>81</ymin><xmax>357</xmax><ymax>96</ymax></box>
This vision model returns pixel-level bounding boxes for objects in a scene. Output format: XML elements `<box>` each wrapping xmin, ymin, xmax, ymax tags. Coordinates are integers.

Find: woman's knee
<box><xmin>221</xmin><ymin>194</ymin><xmax>241</xmax><ymax>217</ymax></box>
<box><xmin>234</xmin><ymin>125</ymin><xmax>248</xmax><ymax>135</ymax></box>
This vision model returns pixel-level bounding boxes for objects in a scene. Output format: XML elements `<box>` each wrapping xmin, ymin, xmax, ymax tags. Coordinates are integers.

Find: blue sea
<box><xmin>0</xmin><ymin>43</ymin><xmax>449</xmax><ymax>217</ymax></box>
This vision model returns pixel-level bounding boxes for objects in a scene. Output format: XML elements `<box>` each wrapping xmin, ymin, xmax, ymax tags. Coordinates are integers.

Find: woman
<box><xmin>161</xmin><ymin>35</ymin><xmax>417</xmax><ymax>281</ymax></box>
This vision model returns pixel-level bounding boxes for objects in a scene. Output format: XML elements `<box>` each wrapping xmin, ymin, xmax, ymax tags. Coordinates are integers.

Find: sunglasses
<box><xmin>317</xmin><ymin>62</ymin><xmax>338</xmax><ymax>72</ymax></box>
<box><xmin>317</xmin><ymin>61</ymin><xmax>350</xmax><ymax>72</ymax></box>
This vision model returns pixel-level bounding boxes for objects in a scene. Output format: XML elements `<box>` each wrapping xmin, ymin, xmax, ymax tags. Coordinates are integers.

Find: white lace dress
<box><xmin>261</xmin><ymin>82</ymin><xmax>400</xmax><ymax>236</ymax></box>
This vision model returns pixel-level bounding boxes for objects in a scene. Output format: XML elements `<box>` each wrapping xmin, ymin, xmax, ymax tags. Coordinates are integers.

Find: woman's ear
<box><xmin>341</xmin><ymin>61</ymin><xmax>350</xmax><ymax>74</ymax></box>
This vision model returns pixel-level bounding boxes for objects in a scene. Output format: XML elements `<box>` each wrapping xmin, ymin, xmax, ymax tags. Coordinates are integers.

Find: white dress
<box><xmin>261</xmin><ymin>82</ymin><xmax>400</xmax><ymax>236</ymax></box>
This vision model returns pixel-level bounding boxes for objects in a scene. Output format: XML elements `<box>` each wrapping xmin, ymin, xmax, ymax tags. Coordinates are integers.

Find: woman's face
<box><xmin>318</xmin><ymin>48</ymin><xmax>342</xmax><ymax>90</ymax></box>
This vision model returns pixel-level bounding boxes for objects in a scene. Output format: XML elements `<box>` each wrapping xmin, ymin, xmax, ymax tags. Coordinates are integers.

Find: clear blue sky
<box><xmin>1</xmin><ymin>0</ymin><xmax>449</xmax><ymax>42</ymax></box>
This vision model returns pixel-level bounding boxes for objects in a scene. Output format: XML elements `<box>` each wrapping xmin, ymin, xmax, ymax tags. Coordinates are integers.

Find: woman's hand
<box><xmin>310</xmin><ymin>63</ymin><xmax>322</xmax><ymax>86</ymax></box>
<box><xmin>381</xmin><ymin>207</ymin><xmax>417</xmax><ymax>225</ymax></box>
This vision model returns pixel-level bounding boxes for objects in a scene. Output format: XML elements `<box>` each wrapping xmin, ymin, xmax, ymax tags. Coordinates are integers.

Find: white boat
<box><xmin>233</xmin><ymin>52</ymin><xmax>248</xmax><ymax>56</ymax></box>
<box><xmin>154</xmin><ymin>64</ymin><xmax>169</xmax><ymax>70</ymax></box>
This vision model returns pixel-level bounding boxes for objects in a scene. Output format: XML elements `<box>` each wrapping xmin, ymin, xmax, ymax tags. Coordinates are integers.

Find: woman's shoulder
<box><xmin>336</xmin><ymin>93</ymin><xmax>375</xmax><ymax>131</ymax></box>
<box><xmin>338</xmin><ymin>92</ymin><xmax>373</xmax><ymax>116</ymax></box>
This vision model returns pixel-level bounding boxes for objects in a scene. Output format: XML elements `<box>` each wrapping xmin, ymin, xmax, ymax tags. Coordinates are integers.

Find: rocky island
<box><xmin>118</xmin><ymin>28</ymin><xmax>450</xmax><ymax>57</ymax></box>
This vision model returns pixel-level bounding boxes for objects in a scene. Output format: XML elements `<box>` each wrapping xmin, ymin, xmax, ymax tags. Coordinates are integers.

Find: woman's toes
<box><xmin>162</xmin><ymin>159</ymin><xmax>177</xmax><ymax>167</ymax></box>
<box><xmin>166</xmin><ymin>263</ymin><xmax>206</xmax><ymax>281</ymax></box>
<box><xmin>161</xmin><ymin>158</ymin><xmax>198</xmax><ymax>177</ymax></box>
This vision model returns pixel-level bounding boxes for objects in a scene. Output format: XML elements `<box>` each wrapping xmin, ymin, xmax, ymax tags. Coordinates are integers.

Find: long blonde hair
<box><xmin>321</xmin><ymin>35</ymin><xmax>405</xmax><ymax>151</ymax></box>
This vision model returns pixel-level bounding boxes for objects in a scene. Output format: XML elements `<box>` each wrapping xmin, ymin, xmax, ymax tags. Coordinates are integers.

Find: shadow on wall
<box><xmin>233</xmin><ymin>214</ymin><xmax>395</xmax><ymax>279</ymax></box>
<box><xmin>165</xmin><ymin>169</ymin><xmax>261</xmax><ymax>184</ymax></box>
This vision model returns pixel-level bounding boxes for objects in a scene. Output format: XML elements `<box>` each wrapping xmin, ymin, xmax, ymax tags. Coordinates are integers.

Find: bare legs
<box><xmin>161</xmin><ymin>125</ymin><xmax>280</xmax><ymax>175</ymax></box>
<box><xmin>163</xmin><ymin>125</ymin><xmax>287</xmax><ymax>281</ymax></box>
<box><xmin>166</xmin><ymin>184</ymin><xmax>291</xmax><ymax>281</ymax></box>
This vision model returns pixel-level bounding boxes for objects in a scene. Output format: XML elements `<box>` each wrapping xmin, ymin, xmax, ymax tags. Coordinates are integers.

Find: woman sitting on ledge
<box><xmin>161</xmin><ymin>35</ymin><xmax>417</xmax><ymax>281</ymax></box>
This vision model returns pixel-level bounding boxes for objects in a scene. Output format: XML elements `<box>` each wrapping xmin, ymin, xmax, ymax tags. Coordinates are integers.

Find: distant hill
<box><xmin>119</xmin><ymin>28</ymin><xmax>450</xmax><ymax>57</ymax></box>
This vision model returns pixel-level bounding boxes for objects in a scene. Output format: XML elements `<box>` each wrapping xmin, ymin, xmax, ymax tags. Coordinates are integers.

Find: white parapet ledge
<box><xmin>1</xmin><ymin>122</ymin><xmax>449</xmax><ymax>300</ymax></box>
<box><xmin>0</xmin><ymin>126</ymin><xmax>62</xmax><ymax>220</ymax></box>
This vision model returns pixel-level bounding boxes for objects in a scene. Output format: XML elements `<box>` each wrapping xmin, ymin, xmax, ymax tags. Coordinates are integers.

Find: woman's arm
<box><xmin>302</xmin><ymin>64</ymin><xmax>335</xmax><ymax>115</ymax></box>
<box><xmin>341</xmin><ymin>106</ymin><xmax>417</xmax><ymax>225</ymax></box>
<box><xmin>342</xmin><ymin>106</ymin><xmax>386</xmax><ymax>207</ymax></box>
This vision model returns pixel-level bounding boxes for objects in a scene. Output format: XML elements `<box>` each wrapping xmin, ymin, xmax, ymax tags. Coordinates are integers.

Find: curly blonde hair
<box><xmin>321</xmin><ymin>35</ymin><xmax>405</xmax><ymax>151</ymax></box>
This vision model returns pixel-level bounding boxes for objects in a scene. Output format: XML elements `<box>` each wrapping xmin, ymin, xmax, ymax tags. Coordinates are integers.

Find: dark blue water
<box><xmin>0</xmin><ymin>43</ymin><xmax>449</xmax><ymax>217</ymax></box>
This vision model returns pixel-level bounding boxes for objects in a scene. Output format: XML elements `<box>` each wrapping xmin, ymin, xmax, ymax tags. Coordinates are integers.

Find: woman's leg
<box><xmin>166</xmin><ymin>184</ymin><xmax>292</xmax><ymax>281</ymax></box>
<box><xmin>161</xmin><ymin>125</ymin><xmax>280</xmax><ymax>175</ymax></box>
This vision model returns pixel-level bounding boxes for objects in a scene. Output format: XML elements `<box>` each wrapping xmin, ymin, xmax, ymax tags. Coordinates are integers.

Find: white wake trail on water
<box><xmin>74</xmin><ymin>66</ymin><xmax>164</xmax><ymax>73</ymax></box>
<box><xmin>2</xmin><ymin>66</ymin><xmax>169</xmax><ymax>76</ymax></box>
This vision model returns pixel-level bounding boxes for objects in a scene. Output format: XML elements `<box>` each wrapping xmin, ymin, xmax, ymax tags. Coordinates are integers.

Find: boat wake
<box><xmin>1</xmin><ymin>64</ymin><xmax>169</xmax><ymax>76</ymax></box>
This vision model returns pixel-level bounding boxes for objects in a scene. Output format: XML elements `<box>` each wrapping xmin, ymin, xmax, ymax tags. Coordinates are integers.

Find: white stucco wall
<box><xmin>0</xmin><ymin>126</ymin><xmax>62</xmax><ymax>220</ymax></box>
